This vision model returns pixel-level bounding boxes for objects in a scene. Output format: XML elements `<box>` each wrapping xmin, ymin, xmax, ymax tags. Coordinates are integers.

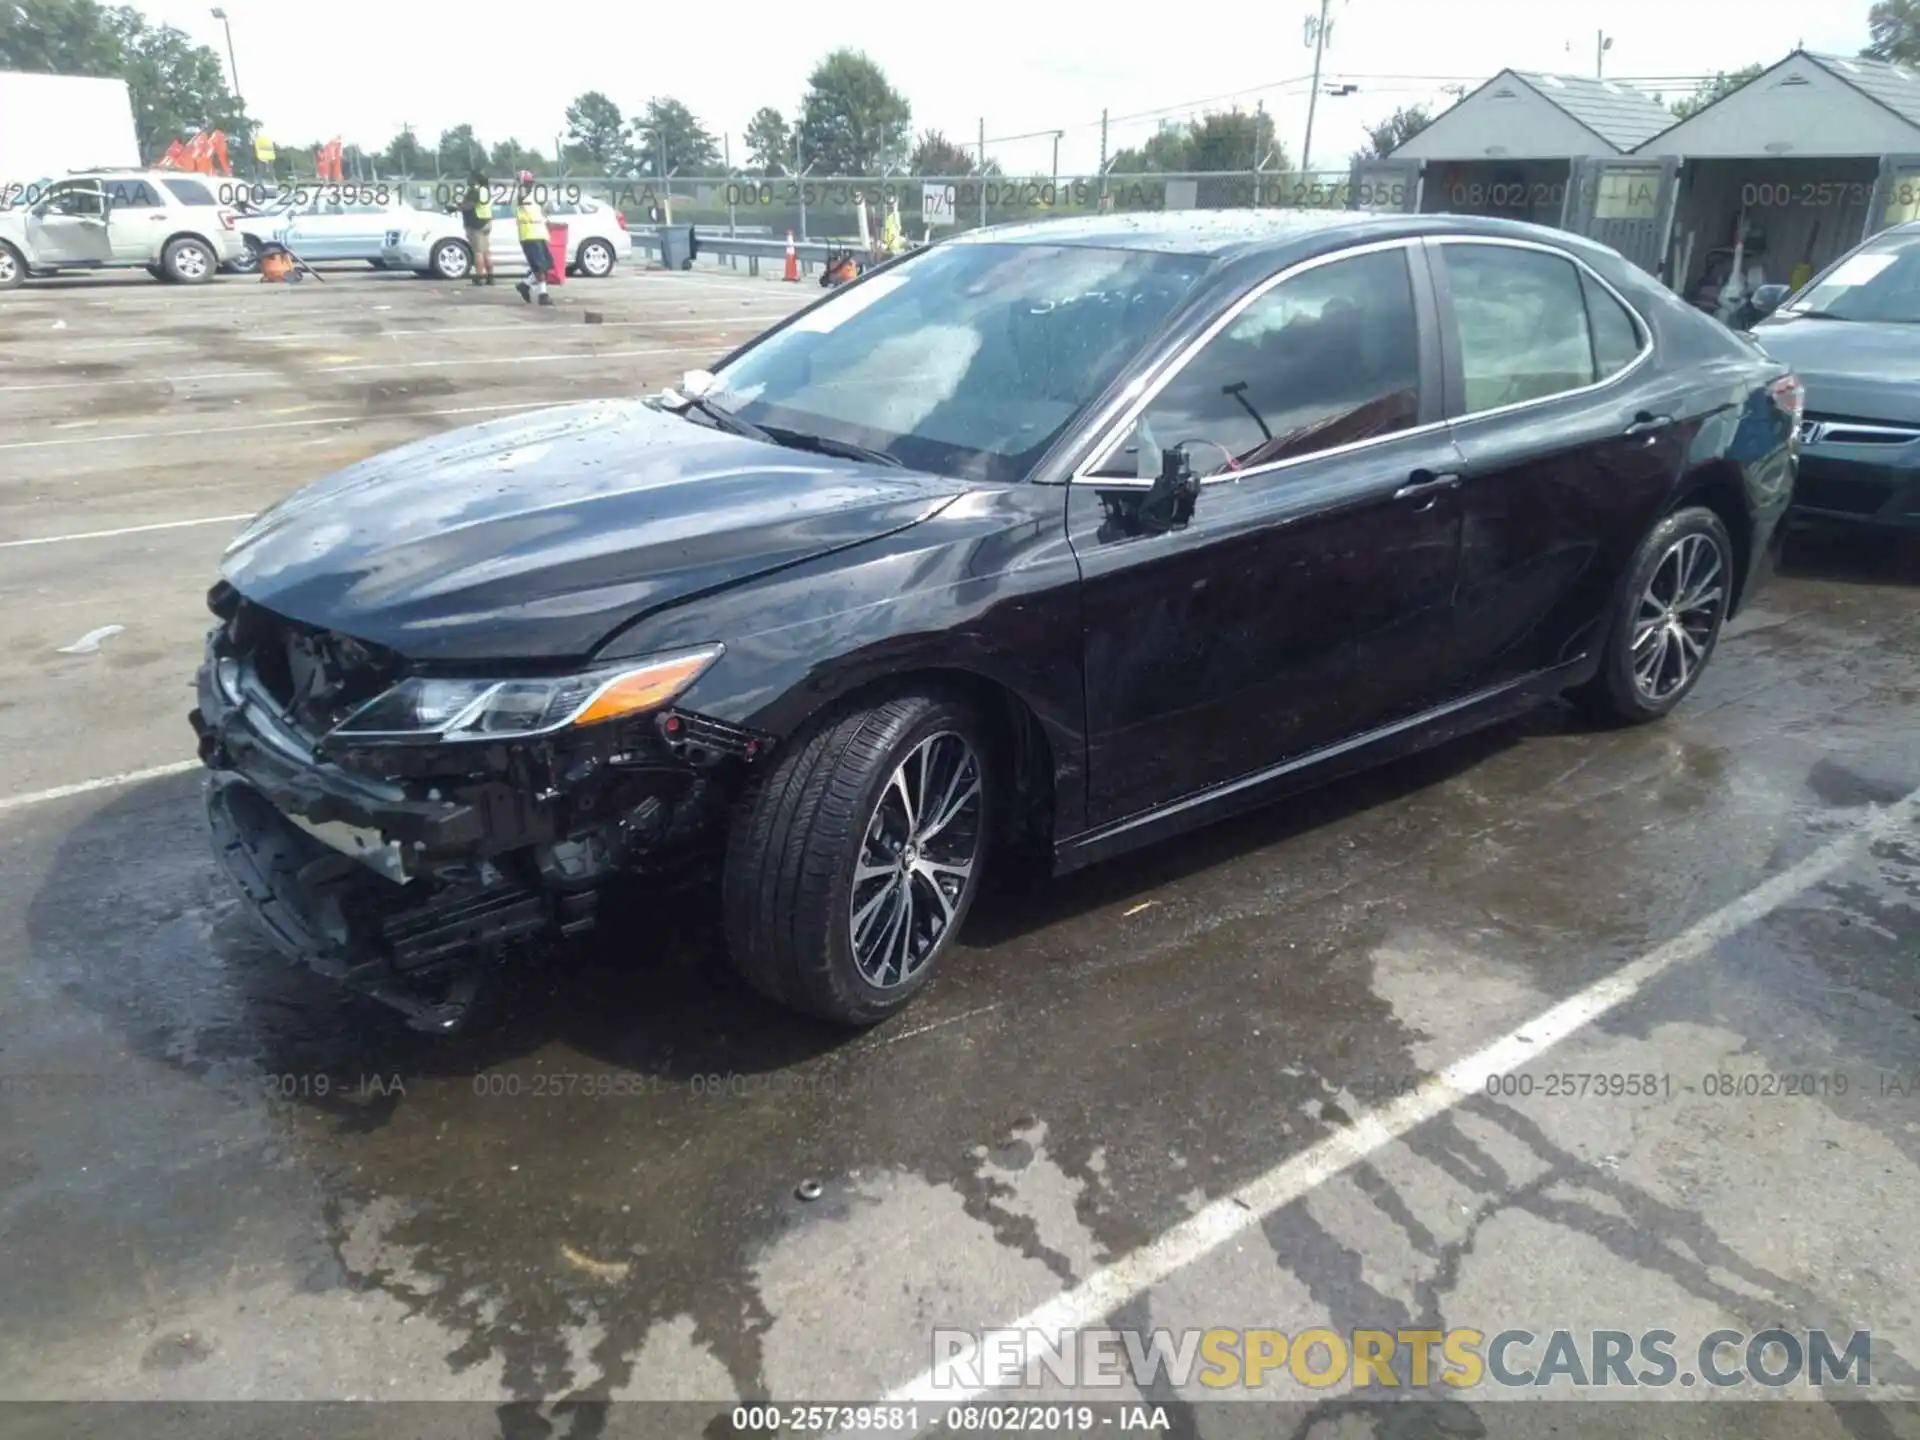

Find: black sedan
<box><xmin>1748</xmin><ymin>220</ymin><xmax>1920</xmax><ymax>529</ymax></box>
<box><xmin>191</xmin><ymin>210</ymin><xmax>1801</xmax><ymax>1031</ymax></box>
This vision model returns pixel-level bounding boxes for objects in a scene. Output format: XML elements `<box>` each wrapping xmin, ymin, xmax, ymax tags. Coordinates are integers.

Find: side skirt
<box><xmin>1052</xmin><ymin>660</ymin><xmax>1589</xmax><ymax>876</ymax></box>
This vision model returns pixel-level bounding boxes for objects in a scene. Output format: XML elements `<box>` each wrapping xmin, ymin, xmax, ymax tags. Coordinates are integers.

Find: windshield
<box><xmin>1784</xmin><ymin>235</ymin><xmax>1920</xmax><ymax>322</ymax></box>
<box><xmin>706</xmin><ymin>241</ymin><xmax>1210</xmax><ymax>482</ymax></box>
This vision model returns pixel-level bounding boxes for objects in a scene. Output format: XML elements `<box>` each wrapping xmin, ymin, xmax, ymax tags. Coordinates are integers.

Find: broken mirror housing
<box><xmin>323</xmin><ymin>645</ymin><xmax>724</xmax><ymax>745</ymax></box>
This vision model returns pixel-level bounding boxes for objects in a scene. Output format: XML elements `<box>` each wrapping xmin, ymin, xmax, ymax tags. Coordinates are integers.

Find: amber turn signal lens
<box><xmin>571</xmin><ymin>650</ymin><xmax>719</xmax><ymax>727</ymax></box>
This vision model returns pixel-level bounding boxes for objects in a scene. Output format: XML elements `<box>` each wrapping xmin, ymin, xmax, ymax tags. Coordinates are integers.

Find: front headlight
<box><xmin>323</xmin><ymin>646</ymin><xmax>722</xmax><ymax>745</ymax></box>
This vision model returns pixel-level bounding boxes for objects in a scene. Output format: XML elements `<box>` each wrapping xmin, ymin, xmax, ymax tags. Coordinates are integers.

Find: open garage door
<box><xmin>1563</xmin><ymin>157</ymin><xmax>1681</xmax><ymax>280</ymax></box>
<box><xmin>1348</xmin><ymin>158</ymin><xmax>1422</xmax><ymax>213</ymax></box>
<box><xmin>1865</xmin><ymin>154</ymin><xmax>1920</xmax><ymax>239</ymax></box>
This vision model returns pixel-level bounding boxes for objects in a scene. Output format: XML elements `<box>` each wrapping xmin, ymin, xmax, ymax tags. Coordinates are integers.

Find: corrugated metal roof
<box><xmin>1806</xmin><ymin>52</ymin><xmax>1920</xmax><ymax>128</ymax></box>
<box><xmin>1508</xmin><ymin>71</ymin><xmax>1676</xmax><ymax>149</ymax></box>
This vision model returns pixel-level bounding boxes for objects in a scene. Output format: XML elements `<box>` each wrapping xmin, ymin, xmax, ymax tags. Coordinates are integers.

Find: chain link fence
<box><xmin>505</xmin><ymin>169</ymin><xmax>1367</xmax><ymax>242</ymax></box>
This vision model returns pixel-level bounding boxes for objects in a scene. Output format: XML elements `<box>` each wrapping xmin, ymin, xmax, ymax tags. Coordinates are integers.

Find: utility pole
<box><xmin>210</xmin><ymin>7</ymin><xmax>243</xmax><ymax>164</ymax></box>
<box><xmin>978</xmin><ymin>116</ymin><xmax>987</xmax><ymax>227</ymax></box>
<box><xmin>1253</xmin><ymin>98</ymin><xmax>1266</xmax><ymax>207</ymax></box>
<box><xmin>1596</xmin><ymin>29</ymin><xmax>1613</xmax><ymax>78</ymax></box>
<box><xmin>1098</xmin><ymin>108</ymin><xmax>1109</xmax><ymax>209</ymax></box>
<box><xmin>724</xmin><ymin>133</ymin><xmax>736</xmax><ymax>236</ymax></box>
<box><xmin>1051</xmin><ymin>130</ymin><xmax>1062</xmax><ymax>203</ymax></box>
<box><xmin>1301</xmin><ymin>0</ymin><xmax>1333</xmax><ymax>175</ymax></box>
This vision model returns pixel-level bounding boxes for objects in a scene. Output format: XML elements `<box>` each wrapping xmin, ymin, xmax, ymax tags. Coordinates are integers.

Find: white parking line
<box><xmin>0</xmin><ymin>514</ymin><xmax>255</xmax><ymax>550</ymax></box>
<box><xmin>0</xmin><ymin>344</ymin><xmax>723</xmax><ymax>393</ymax></box>
<box><xmin>3</xmin><ymin>312</ymin><xmax>805</xmax><ymax>355</ymax></box>
<box><xmin>0</xmin><ymin>760</ymin><xmax>203</xmax><ymax>816</ymax></box>
<box><xmin>864</xmin><ymin>783</ymin><xmax>1920</xmax><ymax>1414</ymax></box>
<box><xmin>0</xmin><ymin>398</ymin><xmax>614</xmax><ymax>452</ymax></box>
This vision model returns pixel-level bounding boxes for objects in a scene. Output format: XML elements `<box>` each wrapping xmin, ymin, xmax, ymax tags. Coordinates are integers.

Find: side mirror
<box><xmin>1750</xmin><ymin>283</ymin><xmax>1790</xmax><ymax>317</ymax></box>
<box><xmin>1103</xmin><ymin>443</ymin><xmax>1200</xmax><ymax>534</ymax></box>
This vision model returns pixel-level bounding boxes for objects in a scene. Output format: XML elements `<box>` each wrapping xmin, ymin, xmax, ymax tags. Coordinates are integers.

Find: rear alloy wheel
<box><xmin>576</xmin><ymin>237</ymin><xmax>616</xmax><ymax>277</ymax></box>
<box><xmin>723</xmin><ymin>691</ymin><xmax>992</xmax><ymax>1025</ymax></box>
<box><xmin>0</xmin><ymin>242</ymin><xmax>23</xmax><ymax>289</ymax></box>
<box><xmin>1573</xmin><ymin>506</ymin><xmax>1733</xmax><ymax>724</ymax></box>
<box><xmin>163</xmin><ymin>236</ymin><xmax>215</xmax><ymax>284</ymax></box>
<box><xmin>429</xmin><ymin>239</ymin><xmax>472</xmax><ymax>280</ymax></box>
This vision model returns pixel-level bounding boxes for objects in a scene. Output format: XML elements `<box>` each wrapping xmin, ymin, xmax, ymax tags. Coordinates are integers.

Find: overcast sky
<box><xmin>145</xmin><ymin>0</ymin><xmax>1870</xmax><ymax>175</ymax></box>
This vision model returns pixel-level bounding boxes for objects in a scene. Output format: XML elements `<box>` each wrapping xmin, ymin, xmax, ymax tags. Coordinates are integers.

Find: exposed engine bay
<box><xmin>189</xmin><ymin>581</ymin><xmax>772</xmax><ymax>1030</ymax></box>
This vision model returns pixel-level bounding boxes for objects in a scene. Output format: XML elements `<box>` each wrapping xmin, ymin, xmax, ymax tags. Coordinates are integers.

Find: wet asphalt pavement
<box><xmin>1</xmin><ymin>265</ymin><xmax>1918</xmax><ymax>1438</ymax></box>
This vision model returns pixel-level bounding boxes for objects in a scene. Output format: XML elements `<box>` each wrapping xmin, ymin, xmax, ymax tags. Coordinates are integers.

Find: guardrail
<box><xmin>628</xmin><ymin>226</ymin><xmax>838</xmax><ymax>278</ymax></box>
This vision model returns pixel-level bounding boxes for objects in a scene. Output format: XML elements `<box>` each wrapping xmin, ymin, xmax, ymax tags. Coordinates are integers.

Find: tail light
<box><xmin>1768</xmin><ymin>373</ymin><xmax>1805</xmax><ymax>428</ymax></box>
<box><xmin>615</xmin><ymin>211</ymin><xmax>626</xmax><ymax>229</ymax></box>
<box><xmin>217</xmin><ymin>208</ymin><xmax>236</xmax><ymax>230</ymax></box>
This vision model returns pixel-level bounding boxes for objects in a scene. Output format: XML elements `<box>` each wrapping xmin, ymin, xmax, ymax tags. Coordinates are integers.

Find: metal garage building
<box><xmin>1633</xmin><ymin>51</ymin><xmax>1920</xmax><ymax>308</ymax></box>
<box><xmin>1352</xmin><ymin>48</ymin><xmax>1920</xmax><ymax>304</ymax></box>
<box><xmin>1350</xmin><ymin>69</ymin><xmax>1674</xmax><ymax>227</ymax></box>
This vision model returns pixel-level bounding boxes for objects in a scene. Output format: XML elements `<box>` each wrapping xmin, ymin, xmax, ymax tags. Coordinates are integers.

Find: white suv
<box><xmin>0</xmin><ymin>171</ymin><xmax>248</xmax><ymax>287</ymax></box>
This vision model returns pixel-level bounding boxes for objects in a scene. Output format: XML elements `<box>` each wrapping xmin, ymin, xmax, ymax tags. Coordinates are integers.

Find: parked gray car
<box><xmin>1748</xmin><ymin>221</ymin><xmax>1920</xmax><ymax>529</ymax></box>
<box><xmin>230</xmin><ymin>185</ymin><xmax>419</xmax><ymax>271</ymax></box>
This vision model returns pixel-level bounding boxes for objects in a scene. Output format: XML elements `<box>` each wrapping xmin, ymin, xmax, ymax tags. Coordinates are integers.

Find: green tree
<box><xmin>107</xmin><ymin>8</ymin><xmax>249</xmax><ymax>159</ymax></box>
<box><xmin>796</xmin><ymin>49</ymin><xmax>911</xmax><ymax>175</ymax></box>
<box><xmin>0</xmin><ymin>0</ymin><xmax>123</xmax><ymax>74</ymax></box>
<box><xmin>488</xmin><ymin>138</ymin><xmax>549</xmax><ymax>176</ymax></box>
<box><xmin>634</xmin><ymin>96</ymin><xmax>720</xmax><ymax>175</ymax></box>
<box><xmin>1865</xmin><ymin>0</ymin><xmax>1920</xmax><ymax>63</ymax></box>
<box><xmin>1351</xmin><ymin>103</ymin><xmax>1433</xmax><ymax>161</ymax></box>
<box><xmin>564</xmin><ymin>90</ymin><xmax>630</xmax><ymax>171</ymax></box>
<box><xmin>1184</xmin><ymin>108</ymin><xmax>1284</xmax><ymax>173</ymax></box>
<box><xmin>1669</xmin><ymin>64</ymin><xmax>1764</xmax><ymax>119</ymax></box>
<box><xmin>909</xmin><ymin>128</ymin><xmax>977</xmax><ymax>176</ymax></box>
<box><xmin>380</xmin><ymin>125</ymin><xmax>428</xmax><ymax>176</ymax></box>
<box><xmin>436</xmin><ymin>124</ymin><xmax>485</xmax><ymax>174</ymax></box>
<box><xmin>744</xmin><ymin>105</ymin><xmax>791</xmax><ymax>170</ymax></box>
<box><xmin>1108</xmin><ymin>119</ymin><xmax>1195</xmax><ymax>174</ymax></box>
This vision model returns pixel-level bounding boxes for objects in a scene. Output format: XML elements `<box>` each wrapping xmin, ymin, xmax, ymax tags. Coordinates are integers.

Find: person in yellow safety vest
<box><xmin>460</xmin><ymin>170</ymin><xmax>495</xmax><ymax>287</ymax></box>
<box><xmin>880</xmin><ymin>196</ymin><xmax>905</xmax><ymax>256</ymax></box>
<box><xmin>512</xmin><ymin>171</ymin><xmax>553</xmax><ymax>307</ymax></box>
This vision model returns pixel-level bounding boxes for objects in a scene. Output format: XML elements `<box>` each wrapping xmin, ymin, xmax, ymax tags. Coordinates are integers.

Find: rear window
<box><xmin>1581</xmin><ymin>271</ymin><xmax>1645</xmax><ymax>379</ymax></box>
<box><xmin>160</xmin><ymin>178</ymin><xmax>219</xmax><ymax>206</ymax></box>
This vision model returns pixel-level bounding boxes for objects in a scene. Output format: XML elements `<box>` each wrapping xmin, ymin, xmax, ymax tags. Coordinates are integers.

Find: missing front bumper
<box><xmin>205</xmin><ymin>775</ymin><xmax>578</xmax><ymax>1031</ymax></box>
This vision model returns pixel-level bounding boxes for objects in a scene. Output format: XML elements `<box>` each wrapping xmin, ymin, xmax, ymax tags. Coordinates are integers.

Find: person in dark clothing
<box><xmin>460</xmin><ymin>170</ymin><xmax>494</xmax><ymax>286</ymax></box>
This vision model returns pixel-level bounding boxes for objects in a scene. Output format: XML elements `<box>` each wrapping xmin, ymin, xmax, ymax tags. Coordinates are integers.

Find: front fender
<box><xmin>603</xmin><ymin>483</ymin><xmax>1090</xmax><ymax>837</ymax></box>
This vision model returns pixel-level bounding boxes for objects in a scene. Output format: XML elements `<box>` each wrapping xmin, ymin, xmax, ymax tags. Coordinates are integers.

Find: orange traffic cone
<box><xmin>782</xmin><ymin>231</ymin><xmax>799</xmax><ymax>283</ymax></box>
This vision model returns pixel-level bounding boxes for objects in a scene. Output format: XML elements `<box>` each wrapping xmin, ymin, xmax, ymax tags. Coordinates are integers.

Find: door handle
<box><xmin>1624</xmin><ymin>411</ymin><xmax>1675</xmax><ymax>436</ymax></box>
<box><xmin>1393</xmin><ymin>469</ymin><xmax>1461</xmax><ymax>501</ymax></box>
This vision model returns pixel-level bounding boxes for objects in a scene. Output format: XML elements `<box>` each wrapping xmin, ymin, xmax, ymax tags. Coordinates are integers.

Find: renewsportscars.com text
<box><xmin>931</xmin><ymin>1326</ymin><xmax>1874</xmax><ymax>1392</ymax></box>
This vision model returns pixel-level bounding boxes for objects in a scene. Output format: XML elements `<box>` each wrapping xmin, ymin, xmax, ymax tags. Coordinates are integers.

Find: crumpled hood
<box><xmin>220</xmin><ymin>398</ymin><xmax>967</xmax><ymax>664</ymax></box>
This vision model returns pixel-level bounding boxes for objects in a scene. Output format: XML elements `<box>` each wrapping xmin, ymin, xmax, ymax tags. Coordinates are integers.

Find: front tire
<box><xmin>722</xmin><ymin>690</ymin><xmax>993</xmax><ymax>1025</ymax></box>
<box><xmin>429</xmin><ymin>238</ymin><xmax>472</xmax><ymax>280</ymax></box>
<box><xmin>162</xmin><ymin>236</ymin><xmax>215</xmax><ymax>284</ymax></box>
<box><xmin>0</xmin><ymin>241</ymin><xmax>23</xmax><ymax>289</ymax></box>
<box><xmin>1572</xmin><ymin>506</ymin><xmax>1733</xmax><ymax>724</ymax></box>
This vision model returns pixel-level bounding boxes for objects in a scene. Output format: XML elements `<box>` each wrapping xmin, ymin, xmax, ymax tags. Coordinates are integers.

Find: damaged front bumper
<box><xmin>190</xmin><ymin>593</ymin><xmax>768</xmax><ymax>1031</ymax></box>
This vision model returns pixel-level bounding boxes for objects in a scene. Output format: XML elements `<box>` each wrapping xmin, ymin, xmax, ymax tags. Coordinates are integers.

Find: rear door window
<box><xmin>1441</xmin><ymin>243</ymin><xmax>1602</xmax><ymax>413</ymax></box>
<box><xmin>160</xmin><ymin>177</ymin><xmax>219</xmax><ymax>206</ymax></box>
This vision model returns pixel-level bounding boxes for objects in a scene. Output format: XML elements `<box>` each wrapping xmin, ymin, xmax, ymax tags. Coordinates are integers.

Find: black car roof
<box><xmin>947</xmin><ymin>208</ymin><xmax>1623</xmax><ymax>266</ymax></box>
